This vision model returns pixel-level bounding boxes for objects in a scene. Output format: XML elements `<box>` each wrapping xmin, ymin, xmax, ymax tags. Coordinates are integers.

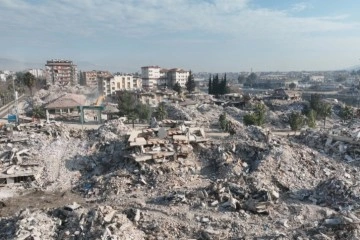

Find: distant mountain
<box><xmin>0</xmin><ymin>58</ymin><xmax>42</xmax><ymax>71</ymax></box>
<box><xmin>76</xmin><ymin>61</ymin><xmax>102</xmax><ymax>71</ymax></box>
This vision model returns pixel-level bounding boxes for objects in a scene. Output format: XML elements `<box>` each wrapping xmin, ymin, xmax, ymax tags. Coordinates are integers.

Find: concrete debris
<box><xmin>126</xmin><ymin>123</ymin><xmax>207</xmax><ymax>162</ymax></box>
<box><xmin>3</xmin><ymin>93</ymin><xmax>360</xmax><ymax>239</ymax></box>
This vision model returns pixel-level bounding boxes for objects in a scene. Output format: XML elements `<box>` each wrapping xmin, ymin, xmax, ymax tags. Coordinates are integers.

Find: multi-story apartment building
<box><xmin>141</xmin><ymin>66</ymin><xmax>189</xmax><ymax>90</ymax></box>
<box><xmin>141</xmin><ymin>66</ymin><xmax>162</xmax><ymax>90</ymax></box>
<box><xmin>99</xmin><ymin>74</ymin><xmax>141</xmax><ymax>96</ymax></box>
<box><xmin>80</xmin><ymin>70</ymin><xmax>112</xmax><ymax>88</ymax></box>
<box><xmin>45</xmin><ymin>60</ymin><xmax>77</xmax><ymax>85</ymax></box>
<box><xmin>133</xmin><ymin>75</ymin><xmax>142</xmax><ymax>90</ymax></box>
<box><xmin>27</xmin><ymin>69</ymin><xmax>45</xmax><ymax>78</ymax></box>
<box><xmin>167</xmin><ymin>68</ymin><xmax>189</xmax><ymax>88</ymax></box>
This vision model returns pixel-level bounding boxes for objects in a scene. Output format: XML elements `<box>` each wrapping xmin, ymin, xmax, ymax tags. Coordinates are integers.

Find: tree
<box><xmin>136</xmin><ymin>103</ymin><xmax>152</xmax><ymax>123</ymax></box>
<box><xmin>289</xmin><ymin>82</ymin><xmax>297</xmax><ymax>90</ymax></box>
<box><xmin>317</xmin><ymin>103</ymin><xmax>332</xmax><ymax>129</ymax></box>
<box><xmin>212</xmin><ymin>74</ymin><xmax>220</xmax><ymax>95</ymax></box>
<box><xmin>219</xmin><ymin>112</ymin><xmax>228</xmax><ymax>131</ymax></box>
<box><xmin>243</xmin><ymin>113</ymin><xmax>257</xmax><ymax>126</ymax></box>
<box><xmin>253</xmin><ymin>103</ymin><xmax>266</xmax><ymax>126</ymax></box>
<box><xmin>185</xmin><ymin>70</ymin><xmax>196</xmax><ymax>93</ymax></box>
<box><xmin>306</xmin><ymin>109</ymin><xmax>317</xmax><ymax>128</ymax></box>
<box><xmin>219</xmin><ymin>73</ymin><xmax>229</xmax><ymax>95</ymax></box>
<box><xmin>117</xmin><ymin>91</ymin><xmax>150</xmax><ymax>127</ymax></box>
<box><xmin>309</xmin><ymin>93</ymin><xmax>322</xmax><ymax>112</ymax></box>
<box><xmin>173</xmin><ymin>82</ymin><xmax>182</xmax><ymax>95</ymax></box>
<box><xmin>156</xmin><ymin>102</ymin><xmax>167</xmax><ymax>121</ymax></box>
<box><xmin>288</xmin><ymin>111</ymin><xmax>305</xmax><ymax>133</ymax></box>
<box><xmin>208</xmin><ymin>75</ymin><xmax>212</xmax><ymax>94</ymax></box>
<box><xmin>339</xmin><ymin>105</ymin><xmax>354</xmax><ymax>121</ymax></box>
<box><xmin>243</xmin><ymin>103</ymin><xmax>266</xmax><ymax>126</ymax></box>
<box><xmin>23</xmin><ymin>72</ymin><xmax>36</xmax><ymax>96</ymax></box>
<box><xmin>32</xmin><ymin>105</ymin><xmax>46</xmax><ymax>119</ymax></box>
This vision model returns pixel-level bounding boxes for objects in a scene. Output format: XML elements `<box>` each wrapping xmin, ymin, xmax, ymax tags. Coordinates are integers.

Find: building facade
<box><xmin>45</xmin><ymin>60</ymin><xmax>77</xmax><ymax>85</ymax></box>
<box><xmin>80</xmin><ymin>70</ymin><xmax>112</xmax><ymax>88</ymax></box>
<box><xmin>99</xmin><ymin>74</ymin><xmax>141</xmax><ymax>96</ymax></box>
<box><xmin>167</xmin><ymin>68</ymin><xmax>189</xmax><ymax>88</ymax></box>
<box><xmin>28</xmin><ymin>69</ymin><xmax>45</xmax><ymax>78</ymax></box>
<box><xmin>141</xmin><ymin>66</ymin><xmax>189</xmax><ymax>90</ymax></box>
<box><xmin>141</xmin><ymin>66</ymin><xmax>162</xmax><ymax>90</ymax></box>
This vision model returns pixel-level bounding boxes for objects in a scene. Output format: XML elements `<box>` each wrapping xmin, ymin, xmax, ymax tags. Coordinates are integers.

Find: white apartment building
<box><xmin>310</xmin><ymin>75</ymin><xmax>325</xmax><ymax>82</ymax></box>
<box><xmin>141</xmin><ymin>66</ymin><xmax>189</xmax><ymax>90</ymax></box>
<box><xmin>0</xmin><ymin>73</ymin><xmax>6</xmax><ymax>82</ymax></box>
<box><xmin>28</xmin><ymin>68</ymin><xmax>45</xmax><ymax>78</ymax></box>
<box><xmin>141</xmin><ymin>66</ymin><xmax>162</xmax><ymax>90</ymax></box>
<box><xmin>100</xmin><ymin>74</ymin><xmax>141</xmax><ymax>96</ymax></box>
<box><xmin>167</xmin><ymin>68</ymin><xmax>190</xmax><ymax>88</ymax></box>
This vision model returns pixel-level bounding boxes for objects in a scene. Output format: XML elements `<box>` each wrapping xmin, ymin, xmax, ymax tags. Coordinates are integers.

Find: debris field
<box><xmin>1</xmin><ymin>98</ymin><xmax>360</xmax><ymax>240</ymax></box>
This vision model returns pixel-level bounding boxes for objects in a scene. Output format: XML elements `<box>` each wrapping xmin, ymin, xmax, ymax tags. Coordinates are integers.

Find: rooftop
<box><xmin>45</xmin><ymin>93</ymin><xmax>86</xmax><ymax>109</ymax></box>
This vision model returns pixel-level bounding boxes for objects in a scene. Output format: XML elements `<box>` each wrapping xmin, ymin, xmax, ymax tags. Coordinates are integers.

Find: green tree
<box><xmin>317</xmin><ymin>103</ymin><xmax>332</xmax><ymax>129</ymax></box>
<box><xmin>253</xmin><ymin>103</ymin><xmax>266</xmax><ymax>126</ymax></box>
<box><xmin>117</xmin><ymin>91</ymin><xmax>150</xmax><ymax>127</ymax></box>
<box><xmin>243</xmin><ymin>103</ymin><xmax>266</xmax><ymax>126</ymax></box>
<box><xmin>32</xmin><ymin>105</ymin><xmax>46</xmax><ymax>119</ymax></box>
<box><xmin>185</xmin><ymin>70</ymin><xmax>196</xmax><ymax>93</ymax></box>
<box><xmin>339</xmin><ymin>105</ymin><xmax>354</xmax><ymax>121</ymax></box>
<box><xmin>243</xmin><ymin>113</ymin><xmax>257</xmax><ymax>126</ymax></box>
<box><xmin>306</xmin><ymin>109</ymin><xmax>317</xmax><ymax>128</ymax></box>
<box><xmin>136</xmin><ymin>103</ymin><xmax>152</xmax><ymax>123</ymax></box>
<box><xmin>23</xmin><ymin>72</ymin><xmax>36</xmax><ymax>96</ymax></box>
<box><xmin>309</xmin><ymin>93</ymin><xmax>322</xmax><ymax>112</ymax></box>
<box><xmin>219</xmin><ymin>73</ymin><xmax>229</xmax><ymax>95</ymax></box>
<box><xmin>156</xmin><ymin>102</ymin><xmax>168</xmax><ymax>121</ymax></box>
<box><xmin>208</xmin><ymin>76</ymin><xmax>212</xmax><ymax>94</ymax></box>
<box><xmin>219</xmin><ymin>112</ymin><xmax>228</xmax><ymax>131</ymax></box>
<box><xmin>289</xmin><ymin>82</ymin><xmax>297</xmax><ymax>90</ymax></box>
<box><xmin>212</xmin><ymin>74</ymin><xmax>219</xmax><ymax>95</ymax></box>
<box><xmin>288</xmin><ymin>111</ymin><xmax>305</xmax><ymax>133</ymax></box>
<box><xmin>173</xmin><ymin>82</ymin><xmax>182</xmax><ymax>95</ymax></box>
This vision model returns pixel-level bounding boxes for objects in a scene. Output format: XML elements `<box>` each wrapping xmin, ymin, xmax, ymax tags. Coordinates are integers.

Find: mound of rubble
<box><xmin>0</xmin><ymin>204</ymin><xmax>146</xmax><ymax>240</ymax></box>
<box><xmin>3</xmin><ymin>112</ymin><xmax>360</xmax><ymax>238</ymax></box>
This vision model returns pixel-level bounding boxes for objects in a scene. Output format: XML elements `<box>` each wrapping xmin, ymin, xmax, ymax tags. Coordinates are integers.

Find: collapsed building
<box><xmin>126</xmin><ymin>121</ymin><xmax>207</xmax><ymax>163</ymax></box>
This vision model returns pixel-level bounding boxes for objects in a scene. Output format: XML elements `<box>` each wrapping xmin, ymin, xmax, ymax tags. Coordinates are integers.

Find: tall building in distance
<box><xmin>99</xmin><ymin>74</ymin><xmax>142</xmax><ymax>96</ymax></box>
<box><xmin>45</xmin><ymin>60</ymin><xmax>77</xmax><ymax>85</ymax></box>
<box><xmin>141</xmin><ymin>66</ymin><xmax>189</xmax><ymax>90</ymax></box>
<box><xmin>80</xmin><ymin>70</ymin><xmax>112</xmax><ymax>89</ymax></box>
<box><xmin>167</xmin><ymin>68</ymin><xmax>190</xmax><ymax>88</ymax></box>
<box><xmin>27</xmin><ymin>69</ymin><xmax>45</xmax><ymax>78</ymax></box>
<box><xmin>141</xmin><ymin>66</ymin><xmax>162</xmax><ymax>90</ymax></box>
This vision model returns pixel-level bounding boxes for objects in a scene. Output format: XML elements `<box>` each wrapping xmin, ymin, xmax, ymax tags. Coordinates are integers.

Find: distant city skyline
<box><xmin>1</xmin><ymin>0</ymin><xmax>360</xmax><ymax>72</ymax></box>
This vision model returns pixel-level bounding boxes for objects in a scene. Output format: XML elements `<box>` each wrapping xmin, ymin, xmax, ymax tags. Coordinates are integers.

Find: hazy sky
<box><xmin>1</xmin><ymin>0</ymin><xmax>360</xmax><ymax>72</ymax></box>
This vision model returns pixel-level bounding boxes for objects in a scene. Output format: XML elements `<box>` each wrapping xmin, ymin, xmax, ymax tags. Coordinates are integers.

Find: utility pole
<box><xmin>12</xmin><ymin>77</ymin><xmax>19</xmax><ymax>125</ymax></box>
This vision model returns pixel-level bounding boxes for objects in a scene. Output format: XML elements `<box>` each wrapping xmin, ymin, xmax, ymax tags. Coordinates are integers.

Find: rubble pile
<box><xmin>97</xmin><ymin>119</ymin><xmax>130</xmax><ymax>140</ymax></box>
<box><xmin>126</xmin><ymin>124</ymin><xmax>207</xmax><ymax>163</ymax></box>
<box><xmin>165</xmin><ymin>104</ymin><xmax>192</xmax><ymax>121</ymax></box>
<box><xmin>301</xmin><ymin>127</ymin><xmax>360</xmax><ymax>162</ymax></box>
<box><xmin>0</xmin><ymin>122</ymin><xmax>87</xmax><ymax>191</ymax></box>
<box><xmin>4</xmin><ymin>94</ymin><xmax>360</xmax><ymax>238</ymax></box>
<box><xmin>0</xmin><ymin>204</ymin><xmax>146</xmax><ymax>240</ymax></box>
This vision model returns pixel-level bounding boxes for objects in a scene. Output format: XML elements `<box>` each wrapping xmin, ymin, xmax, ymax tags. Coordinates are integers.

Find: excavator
<box><xmin>93</xmin><ymin>95</ymin><xmax>105</xmax><ymax>106</ymax></box>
